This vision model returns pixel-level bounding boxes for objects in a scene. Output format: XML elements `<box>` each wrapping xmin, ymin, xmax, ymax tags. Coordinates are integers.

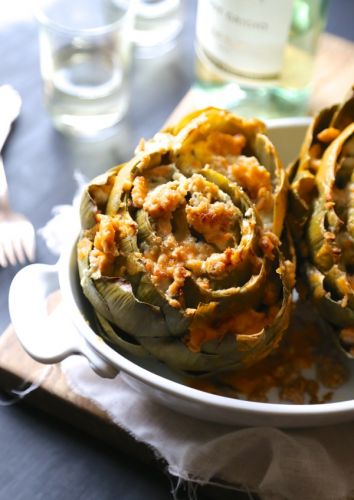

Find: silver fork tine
<box><xmin>12</xmin><ymin>234</ymin><xmax>27</xmax><ymax>265</ymax></box>
<box><xmin>0</xmin><ymin>244</ymin><xmax>8</xmax><ymax>267</ymax></box>
<box><xmin>22</xmin><ymin>224</ymin><xmax>36</xmax><ymax>262</ymax></box>
<box><xmin>2</xmin><ymin>235</ymin><xmax>17</xmax><ymax>266</ymax></box>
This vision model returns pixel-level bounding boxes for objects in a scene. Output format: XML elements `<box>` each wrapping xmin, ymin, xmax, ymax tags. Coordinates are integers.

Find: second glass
<box><xmin>36</xmin><ymin>0</ymin><xmax>133</xmax><ymax>137</ymax></box>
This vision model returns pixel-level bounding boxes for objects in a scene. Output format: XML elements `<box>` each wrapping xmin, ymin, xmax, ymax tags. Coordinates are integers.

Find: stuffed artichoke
<box><xmin>77</xmin><ymin>108</ymin><xmax>294</xmax><ymax>375</ymax></box>
<box><xmin>288</xmin><ymin>89</ymin><xmax>354</xmax><ymax>356</ymax></box>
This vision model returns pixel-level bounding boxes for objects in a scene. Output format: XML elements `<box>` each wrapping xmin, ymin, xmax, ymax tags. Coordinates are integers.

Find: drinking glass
<box><xmin>108</xmin><ymin>0</ymin><xmax>183</xmax><ymax>58</ymax></box>
<box><xmin>35</xmin><ymin>0</ymin><xmax>133</xmax><ymax>137</ymax></box>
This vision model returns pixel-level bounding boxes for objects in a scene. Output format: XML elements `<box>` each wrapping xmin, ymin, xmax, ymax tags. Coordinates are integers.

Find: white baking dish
<box><xmin>10</xmin><ymin>117</ymin><xmax>354</xmax><ymax>428</ymax></box>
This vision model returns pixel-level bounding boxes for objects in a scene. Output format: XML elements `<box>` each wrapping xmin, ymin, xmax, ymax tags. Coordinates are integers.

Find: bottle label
<box><xmin>196</xmin><ymin>0</ymin><xmax>294</xmax><ymax>78</ymax></box>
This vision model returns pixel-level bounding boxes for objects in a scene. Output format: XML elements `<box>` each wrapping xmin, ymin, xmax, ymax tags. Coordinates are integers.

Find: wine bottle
<box><xmin>194</xmin><ymin>0</ymin><xmax>329</xmax><ymax>118</ymax></box>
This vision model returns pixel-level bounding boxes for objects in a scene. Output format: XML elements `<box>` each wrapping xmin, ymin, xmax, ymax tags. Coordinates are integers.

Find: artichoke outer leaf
<box><xmin>79</xmin><ymin>271</ymin><xmax>115</xmax><ymax>324</ymax></box>
<box><xmin>306</xmin><ymin>264</ymin><xmax>354</xmax><ymax>328</ymax></box>
<box><xmin>77</xmin><ymin>238</ymin><xmax>115</xmax><ymax>323</ymax></box>
<box><xmin>306</xmin><ymin>199</ymin><xmax>334</xmax><ymax>271</ymax></box>
<box><xmin>212</xmin><ymin>260</ymin><xmax>269</xmax><ymax>315</ymax></box>
<box><xmin>316</xmin><ymin>123</ymin><xmax>354</xmax><ymax>197</ymax></box>
<box><xmin>251</xmin><ymin>133</ymin><xmax>287</xmax><ymax>237</ymax></box>
<box><xmin>80</xmin><ymin>167</ymin><xmax>122</xmax><ymax>230</ymax></box>
<box><xmin>325</xmin><ymin>265</ymin><xmax>354</xmax><ymax>311</ymax></box>
<box><xmin>332</xmin><ymin>87</ymin><xmax>354</xmax><ymax>130</ymax></box>
<box><xmin>165</xmin><ymin>107</ymin><xmax>265</xmax><ymax>143</ymax></box>
<box><xmin>93</xmin><ymin>278</ymin><xmax>172</xmax><ymax>338</ymax></box>
<box><xmin>95</xmin><ymin>312</ymin><xmax>149</xmax><ymax>358</ymax></box>
<box><xmin>137</xmin><ymin>335</ymin><xmax>246</xmax><ymax>375</ymax></box>
<box><xmin>134</xmin><ymin>272</ymin><xmax>193</xmax><ymax>336</ymax></box>
<box><xmin>80</xmin><ymin>188</ymin><xmax>98</xmax><ymax>231</ymax></box>
<box><xmin>106</xmin><ymin>160</ymin><xmax>139</xmax><ymax>216</ymax></box>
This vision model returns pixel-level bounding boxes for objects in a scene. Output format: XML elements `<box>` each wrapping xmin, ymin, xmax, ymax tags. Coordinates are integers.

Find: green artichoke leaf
<box><xmin>287</xmin><ymin>167</ymin><xmax>317</xmax><ymax>241</ymax></box>
<box><xmin>134</xmin><ymin>273</ymin><xmax>192</xmax><ymax>336</ymax></box>
<box><xmin>80</xmin><ymin>166</ymin><xmax>121</xmax><ymax>230</ymax></box>
<box><xmin>307</xmin><ymin>124</ymin><xmax>354</xmax><ymax>272</ymax></box>
<box><xmin>172</xmin><ymin>206</ymin><xmax>191</xmax><ymax>242</ymax></box>
<box><xmin>166</xmin><ymin>107</ymin><xmax>265</xmax><ymax>144</ymax></box>
<box><xmin>135</xmin><ymin>208</ymin><xmax>158</xmax><ymax>248</ymax></box>
<box><xmin>287</xmin><ymin>104</ymin><xmax>339</xmax><ymax>241</ymax></box>
<box><xmin>93</xmin><ymin>278</ymin><xmax>172</xmax><ymax>338</ymax></box>
<box><xmin>252</xmin><ymin>133</ymin><xmax>287</xmax><ymax>237</ymax></box>
<box><xmin>77</xmin><ymin>238</ymin><xmax>115</xmax><ymax>323</ymax></box>
<box><xmin>325</xmin><ymin>265</ymin><xmax>354</xmax><ymax>310</ymax></box>
<box><xmin>208</xmin><ymin>260</ymin><xmax>268</xmax><ymax>312</ymax></box>
<box><xmin>306</xmin><ymin>264</ymin><xmax>354</xmax><ymax>328</ymax></box>
<box><xmin>201</xmin><ymin>167</ymin><xmax>253</xmax><ymax>215</ymax></box>
<box><xmin>137</xmin><ymin>335</ymin><xmax>236</xmax><ymax>375</ymax></box>
<box><xmin>78</xmin><ymin>239</ymin><xmax>172</xmax><ymax>338</ymax></box>
<box><xmin>307</xmin><ymin>199</ymin><xmax>335</xmax><ymax>271</ymax></box>
<box><xmin>137</xmin><ymin>272</ymin><xmax>292</xmax><ymax>376</ymax></box>
<box><xmin>106</xmin><ymin>160</ymin><xmax>139</xmax><ymax>216</ymax></box>
<box><xmin>332</xmin><ymin>87</ymin><xmax>354</xmax><ymax>130</ymax></box>
<box><xmin>316</xmin><ymin>123</ymin><xmax>354</xmax><ymax>197</ymax></box>
<box><xmin>95</xmin><ymin>312</ymin><xmax>149</xmax><ymax>357</ymax></box>
<box><xmin>134</xmin><ymin>209</ymin><xmax>194</xmax><ymax>336</ymax></box>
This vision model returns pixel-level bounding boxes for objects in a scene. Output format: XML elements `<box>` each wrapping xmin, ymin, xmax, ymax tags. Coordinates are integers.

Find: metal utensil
<box><xmin>0</xmin><ymin>85</ymin><xmax>35</xmax><ymax>266</ymax></box>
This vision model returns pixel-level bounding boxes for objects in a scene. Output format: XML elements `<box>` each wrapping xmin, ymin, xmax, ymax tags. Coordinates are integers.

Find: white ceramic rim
<box><xmin>34</xmin><ymin>0</ymin><xmax>134</xmax><ymax>36</ymax></box>
<box><xmin>60</xmin><ymin>115</ymin><xmax>354</xmax><ymax>422</ymax></box>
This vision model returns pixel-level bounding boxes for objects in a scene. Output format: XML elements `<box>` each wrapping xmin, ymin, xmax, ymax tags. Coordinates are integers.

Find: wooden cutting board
<box><xmin>1</xmin><ymin>30</ymin><xmax>354</xmax><ymax>496</ymax></box>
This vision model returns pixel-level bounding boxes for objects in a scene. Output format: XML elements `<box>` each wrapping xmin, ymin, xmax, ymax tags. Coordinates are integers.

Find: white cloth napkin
<box><xmin>61</xmin><ymin>352</ymin><xmax>354</xmax><ymax>500</ymax></box>
<box><xmin>41</xmin><ymin>194</ymin><xmax>354</xmax><ymax>500</ymax></box>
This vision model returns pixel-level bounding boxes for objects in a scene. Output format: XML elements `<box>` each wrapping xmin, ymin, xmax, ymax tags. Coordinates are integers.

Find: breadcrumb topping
<box><xmin>188</xmin><ymin>305</ymin><xmax>349</xmax><ymax>404</ymax></box>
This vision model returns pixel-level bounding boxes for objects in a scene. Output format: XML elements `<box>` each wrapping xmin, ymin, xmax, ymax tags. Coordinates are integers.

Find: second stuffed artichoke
<box><xmin>289</xmin><ymin>90</ymin><xmax>354</xmax><ymax>356</ymax></box>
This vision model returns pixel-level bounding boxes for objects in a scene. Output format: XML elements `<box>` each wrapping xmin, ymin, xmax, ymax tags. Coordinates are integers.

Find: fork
<box><xmin>0</xmin><ymin>85</ymin><xmax>35</xmax><ymax>267</ymax></box>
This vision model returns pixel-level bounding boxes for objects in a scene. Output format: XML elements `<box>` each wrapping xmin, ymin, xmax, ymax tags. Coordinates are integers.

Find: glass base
<box><xmin>48</xmin><ymin>100</ymin><xmax>128</xmax><ymax>139</ymax></box>
<box><xmin>193</xmin><ymin>81</ymin><xmax>310</xmax><ymax>120</ymax></box>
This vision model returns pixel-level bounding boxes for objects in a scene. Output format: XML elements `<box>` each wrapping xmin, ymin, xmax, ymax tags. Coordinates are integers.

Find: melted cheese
<box><xmin>143</xmin><ymin>180</ymin><xmax>188</xmax><ymax>218</ymax></box>
<box><xmin>186</xmin><ymin>307</ymin><xmax>278</xmax><ymax>353</ymax></box>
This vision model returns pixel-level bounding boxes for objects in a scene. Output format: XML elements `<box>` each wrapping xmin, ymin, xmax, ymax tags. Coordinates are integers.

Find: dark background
<box><xmin>0</xmin><ymin>1</ymin><xmax>353</xmax><ymax>498</ymax></box>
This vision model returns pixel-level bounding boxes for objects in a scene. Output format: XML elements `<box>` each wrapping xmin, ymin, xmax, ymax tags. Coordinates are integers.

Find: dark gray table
<box><xmin>0</xmin><ymin>1</ymin><xmax>353</xmax><ymax>499</ymax></box>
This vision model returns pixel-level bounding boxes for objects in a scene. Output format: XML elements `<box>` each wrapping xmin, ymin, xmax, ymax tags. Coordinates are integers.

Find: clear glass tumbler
<box><xmin>35</xmin><ymin>0</ymin><xmax>133</xmax><ymax>137</ymax></box>
<box><xmin>107</xmin><ymin>0</ymin><xmax>183</xmax><ymax>58</ymax></box>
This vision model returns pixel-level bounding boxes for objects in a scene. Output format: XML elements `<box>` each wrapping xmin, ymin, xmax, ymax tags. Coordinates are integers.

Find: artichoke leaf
<box><xmin>80</xmin><ymin>167</ymin><xmax>122</xmax><ymax>230</ymax></box>
<box><xmin>88</xmin><ymin>278</ymin><xmax>171</xmax><ymax>338</ymax></box>
<box><xmin>165</xmin><ymin>107</ymin><xmax>265</xmax><ymax>144</ymax></box>
<box><xmin>323</xmin><ymin>265</ymin><xmax>354</xmax><ymax>310</ymax></box>
<box><xmin>252</xmin><ymin>133</ymin><xmax>287</xmax><ymax>237</ymax></box>
<box><xmin>77</xmin><ymin>239</ymin><xmax>115</xmax><ymax>323</ymax></box>
<box><xmin>95</xmin><ymin>312</ymin><xmax>148</xmax><ymax>357</ymax></box>
<box><xmin>306</xmin><ymin>264</ymin><xmax>354</xmax><ymax>328</ymax></box>
<box><xmin>210</xmin><ymin>260</ymin><xmax>268</xmax><ymax>312</ymax></box>
<box><xmin>201</xmin><ymin>167</ymin><xmax>253</xmax><ymax>215</ymax></box>
<box><xmin>106</xmin><ymin>160</ymin><xmax>139</xmax><ymax>216</ymax></box>
<box><xmin>332</xmin><ymin>87</ymin><xmax>354</xmax><ymax>131</ymax></box>
<box><xmin>135</xmin><ymin>273</ymin><xmax>192</xmax><ymax>336</ymax></box>
<box><xmin>316</xmin><ymin>123</ymin><xmax>354</xmax><ymax>197</ymax></box>
<box><xmin>307</xmin><ymin>199</ymin><xmax>335</xmax><ymax>271</ymax></box>
<box><xmin>138</xmin><ymin>275</ymin><xmax>291</xmax><ymax>376</ymax></box>
<box><xmin>135</xmin><ymin>209</ymin><xmax>157</xmax><ymax>248</ymax></box>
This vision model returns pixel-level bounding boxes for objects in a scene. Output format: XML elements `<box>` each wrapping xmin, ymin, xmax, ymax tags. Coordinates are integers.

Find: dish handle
<box><xmin>9</xmin><ymin>263</ymin><xmax>118</xmax><ymax>378</ymax></box>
